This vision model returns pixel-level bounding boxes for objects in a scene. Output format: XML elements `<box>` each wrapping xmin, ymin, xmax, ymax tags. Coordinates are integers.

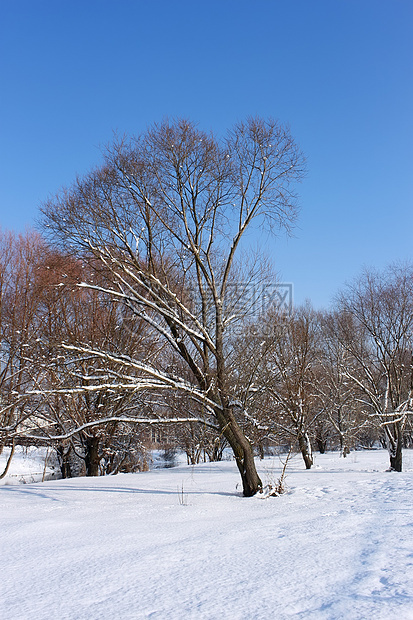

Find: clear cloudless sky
<box><xmin>0</xmin><ymin>0</ymin><xmax>412</xmax><ymax>309</ymax></box>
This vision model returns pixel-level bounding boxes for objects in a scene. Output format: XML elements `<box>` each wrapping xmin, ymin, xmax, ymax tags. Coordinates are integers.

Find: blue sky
<box><xmin>0</xmin><ymin>0</ymin><xmax>412</xmax><ymax>308</ymax></box>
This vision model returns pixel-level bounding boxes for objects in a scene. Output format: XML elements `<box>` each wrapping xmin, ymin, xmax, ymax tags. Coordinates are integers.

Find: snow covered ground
<box><xmin>1</xmin><ymin>449</ymin><xmax>413</xmax><ymax>619</ymax></box>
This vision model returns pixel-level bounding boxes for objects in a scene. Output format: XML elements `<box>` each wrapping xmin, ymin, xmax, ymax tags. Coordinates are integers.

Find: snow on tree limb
<box><xmin>12</xmin><ymin>415</ymin><xmax>219</xmax><ymax>443</ymax></box>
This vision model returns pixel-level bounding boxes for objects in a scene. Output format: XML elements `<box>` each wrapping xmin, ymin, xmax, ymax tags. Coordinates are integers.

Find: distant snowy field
<box><xmin>2</xmin><ymin>449</ymin><xmax>413</xmax><ymax>620</ymax></box>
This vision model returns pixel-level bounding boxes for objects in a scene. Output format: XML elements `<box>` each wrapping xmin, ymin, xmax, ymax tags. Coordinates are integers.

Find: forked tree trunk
<box><xmin>56</xmin><ymin>443</ymin><xmax>73</xmax><ymax>479</ymax></box>
<box><xmin>218</xmin><ymin>407</ymin><xmax>262</xmax><ymax>497</ymax></box>
<box><xmin>315</xmin><ymin>432</ymin><xmax>327</xmax><ymax>454</ymax></box>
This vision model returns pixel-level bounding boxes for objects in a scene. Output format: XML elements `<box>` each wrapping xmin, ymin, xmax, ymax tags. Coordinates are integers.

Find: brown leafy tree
<box><xmin>31</xmin><ymin>251</ymin><xmax>159</xmax><ymax>476</ymax></box>
<box><xmin>0</xmin><ymin>229</ymin><xmax>48</xmax><ymax>470</ymax></box>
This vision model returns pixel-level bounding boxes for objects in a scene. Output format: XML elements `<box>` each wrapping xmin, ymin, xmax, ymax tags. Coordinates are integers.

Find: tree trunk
<box><xmin>0</xmin><ymin>439</ymin><xmax>15</xmax><ymax>480</ymax></box>
<box><xmin>388</xmin><ymin>422</ymin><xmax>402</xmax><ymax>472</ymax></box>
<box><xmin>84</xmin><ymin>436</ymin><xmax>100</xmax><ymax>476</ymax></box>
<box><xmin>56</xmin><ymin>443</ymin><xmax>73</xmax><ymax>479</ymax></box>
<box><xmin>218</xmin><ymin>407</ymin><xmax>262</xmax><ymax>497</ymax></box>
<box><xmin>298</xmin><ymin>431</ymin><xmax>313</xmax><ymax>469</ymax></box>
<box><xmin>339</xmin><ymin>432</ymin><xmax>344</xmax><ymax>454</ymax></box>
<box><xmin>315</xmin><ymin>435</ymin><xmax>326</xmax><ymax>454</ymax></box>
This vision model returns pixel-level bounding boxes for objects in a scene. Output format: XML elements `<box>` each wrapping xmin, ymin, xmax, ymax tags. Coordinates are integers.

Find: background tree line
<box><xmin>1</xmin><ymin>229</ymin><xmax>412</xmax><ymax>479</ymax></box>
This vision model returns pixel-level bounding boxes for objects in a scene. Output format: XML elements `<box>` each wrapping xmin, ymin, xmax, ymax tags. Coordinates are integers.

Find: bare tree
<box><xmin>337</xmin><ymin>264</ymin><xmax>413</xmax><ymax>471</ymax></box>
<box><xmin>259</xmin><ymin>306</ymin><xmax>321</xmax><ymax>469</ymax></box>
<box><xmin>317</xmin><ymin>311</ymin><xmax>372</xmax><ymax>454</ymax></box>
<box><xmin>232</xmin><ymin>306</ymin><xmax>322</xmax><ymax>468</ymax></box>
<box><xmin>41</xmin><ymin>117</ymin><xmax>305</xmax><ymax>496</ymax></box>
